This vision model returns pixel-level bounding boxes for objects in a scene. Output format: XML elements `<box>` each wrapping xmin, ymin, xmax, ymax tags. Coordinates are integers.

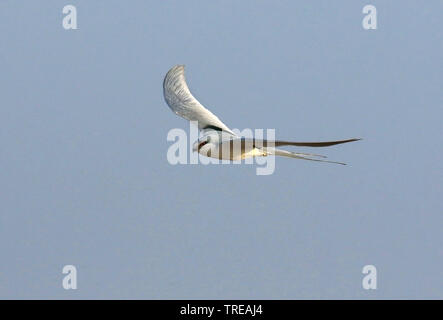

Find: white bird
<box><xmin>163</xmin><ymin>65</ymin><xmax>360</xmax><ymax>165</ymax></box>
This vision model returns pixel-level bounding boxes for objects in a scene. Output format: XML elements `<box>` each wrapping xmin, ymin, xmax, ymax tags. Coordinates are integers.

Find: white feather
<box><xmin>163</xmin><ymin>65</ymin><xmax>235</xmax><ymax>135</ymax></box>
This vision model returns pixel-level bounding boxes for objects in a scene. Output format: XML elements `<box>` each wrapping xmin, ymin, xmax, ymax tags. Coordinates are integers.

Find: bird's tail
<box><xmin>264</xmin><ymin>147</ymin><xmax>347</xmax><ymax>165</ymax></box>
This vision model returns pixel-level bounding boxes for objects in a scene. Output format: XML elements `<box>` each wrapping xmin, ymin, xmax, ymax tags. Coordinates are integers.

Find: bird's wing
<box><xmin>163</xmin><ymin>65</ymin><xmax>235</xmax><ymax>135</ymax></box>
<box><xmin>243</xmin><ymin>138</ymin><xmax>361</xmax><ymax>147</ymax></box>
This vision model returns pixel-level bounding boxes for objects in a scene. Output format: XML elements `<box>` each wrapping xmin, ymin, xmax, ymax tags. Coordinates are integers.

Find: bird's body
<box><xmin>193</xmin><ymin>132</ymin><xmax>267</xmax><ymax>161</ymax></box>
<box><xmin>163</xmin><ymin>65</ymin><xmax>360</xmax><ymax>165</ymax></box>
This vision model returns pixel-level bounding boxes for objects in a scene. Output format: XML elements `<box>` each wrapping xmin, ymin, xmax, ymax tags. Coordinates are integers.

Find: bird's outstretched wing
<box><xmin>163</xmin><ymin>65</ymin><xmax>235</xmax><ymax>135</ymax></box>
<box><xmin>248</xmin><ymin>138</ymin><xmax>361</xmax><ymax>147</ymax></box>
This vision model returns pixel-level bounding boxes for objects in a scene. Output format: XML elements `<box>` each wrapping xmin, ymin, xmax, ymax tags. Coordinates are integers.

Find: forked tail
<box><xmin>265</xmin><ymin>148</ymin><xmax>347</xmax><ymax>165</ymax></box>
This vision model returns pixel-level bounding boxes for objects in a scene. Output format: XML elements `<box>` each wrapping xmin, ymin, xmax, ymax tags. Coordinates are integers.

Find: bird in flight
<box><xmin>163</xmin><ymin>65</ymin><xmax>360</xmax><ymax>165</ymax></box>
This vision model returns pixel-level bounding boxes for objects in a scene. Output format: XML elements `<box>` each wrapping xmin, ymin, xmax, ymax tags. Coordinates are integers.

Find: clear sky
<box><xmin>0</xmin><ymin>0</ymin><xmax>442</xmax><ymax>299</ymax></box>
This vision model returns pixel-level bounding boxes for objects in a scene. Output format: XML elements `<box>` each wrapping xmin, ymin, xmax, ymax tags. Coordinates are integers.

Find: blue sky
<box><xmin>0</xmin><ymin>1</ymin><xmax>442</xmax><ymax>298</ymax></box>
